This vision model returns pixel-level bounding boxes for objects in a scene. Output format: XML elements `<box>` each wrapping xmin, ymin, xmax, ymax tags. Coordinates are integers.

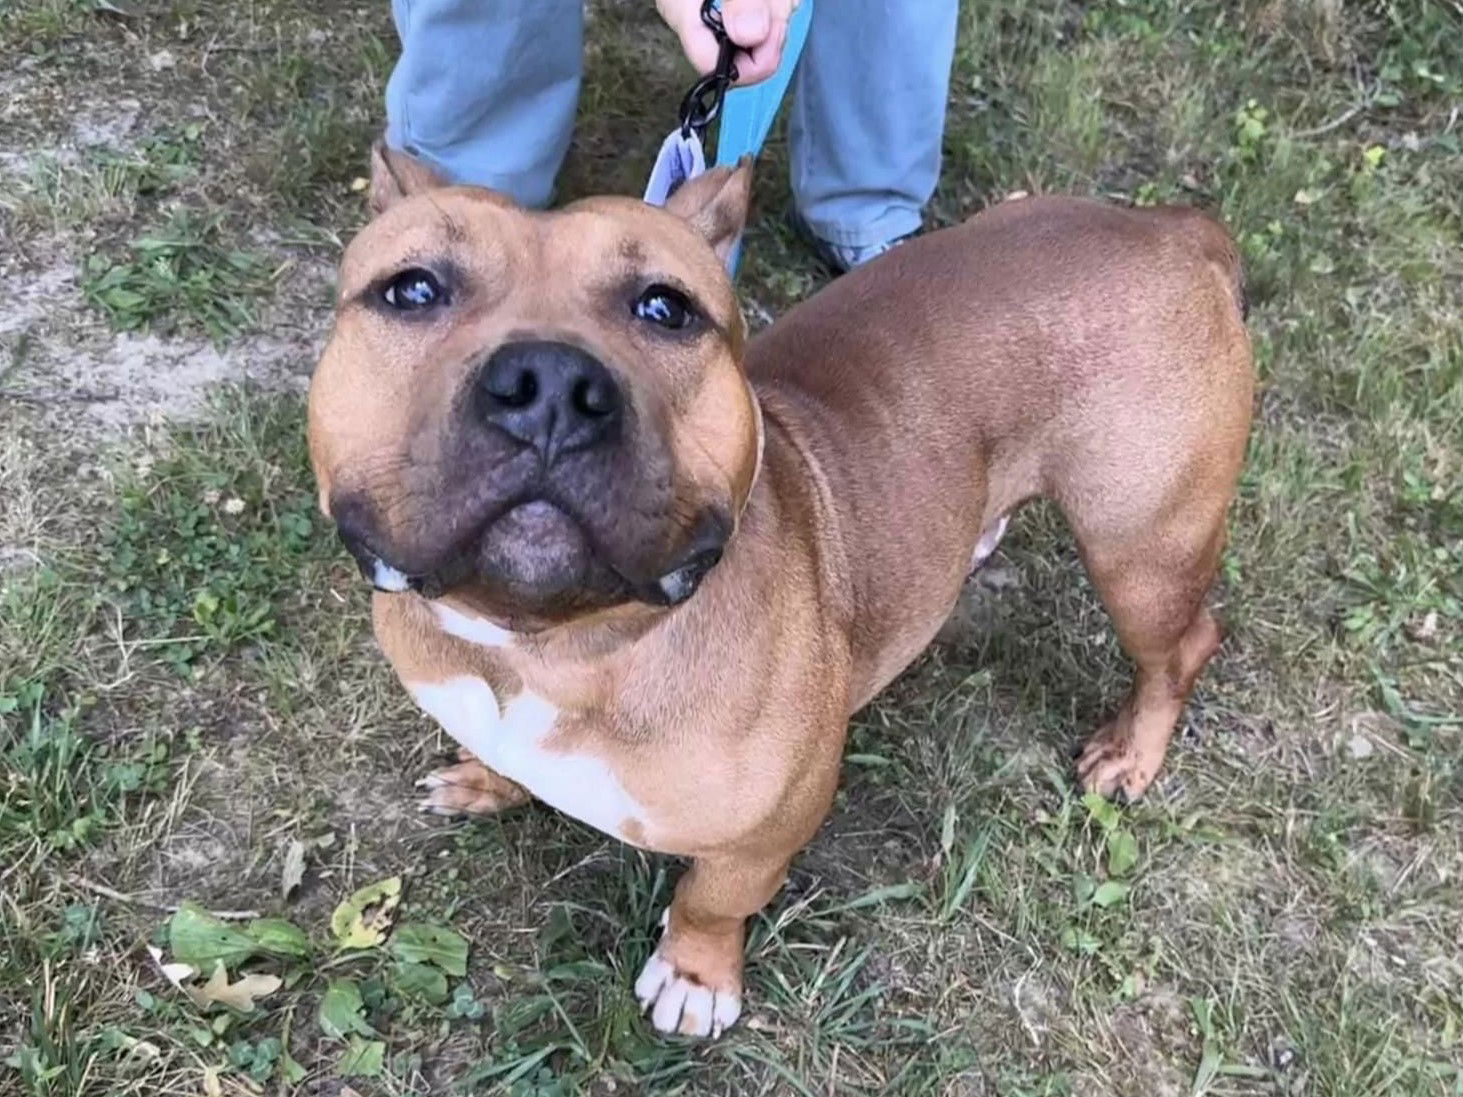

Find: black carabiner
<box><xmin>678</xmin><ymin>0</ymin><xmax>740</xmax><ymax>139</ymax></box>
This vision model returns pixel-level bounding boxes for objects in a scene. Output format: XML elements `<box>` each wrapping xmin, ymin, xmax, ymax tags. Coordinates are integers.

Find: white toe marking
<box><xmin>406</xmin><ymin>676</ymin><xmax>648</xmax><ymax>843</ymax></box>
<box><xmin>635</xmin><ymin>950</ymin><xmax>741</xmax><ymax>1038</ymax></box>
<box><xmin>710</xmin><ymin>986</ymin><xmax>740</xmax><ymax>1034</ymax></box>
<box><xmin>650</xmin><ymin>970</ymin><xmax>690</xmax><ymax>1033</ymax></box>
<box><xmin>433</xmin><ymin>602</ymin><xmax>516</xmax><ymax>648</ymax></box>
<box><xmin>635</xmin><ymin>952</ymin><xmax>674</xmax><ymax>1007</ymax></box>
<box><xmin>677</xmin><ymin>983</ymin><xmax>716</xmax><ymax>1035</ymax></box>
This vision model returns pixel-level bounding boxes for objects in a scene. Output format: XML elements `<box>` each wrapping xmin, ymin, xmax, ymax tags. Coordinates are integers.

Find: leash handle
<box><xmin>714</xmin><ymin>0</ymin><xmax>813</xmax><ymax>275</ymax></box>
<box><xmin>678</xmin><ymin>1</ymin><xmax>740</xmax><ymax>140</ymax></box>
<box><xmin>714</xmin><ymin>0</ymin><xmax>813</xmax><ymax>169</ymax></box>
<box><xmin>650</xmin><ymin>0</ymin><xmax>815</xmax><ymax>279</ymax></box>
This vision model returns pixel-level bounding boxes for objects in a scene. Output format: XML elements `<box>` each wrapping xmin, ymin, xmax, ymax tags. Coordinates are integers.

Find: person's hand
<box><xmin>656</xmin><ymin>0</ymin><xmax>798</xmax><ymax>86</ymax></box>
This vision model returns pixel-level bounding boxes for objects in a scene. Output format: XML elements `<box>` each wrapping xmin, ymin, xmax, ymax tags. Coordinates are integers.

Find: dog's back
<box><xmin>746</xmin><ymin>195</ymin><xmax>1253</xmax><ymax>708</ymax></box>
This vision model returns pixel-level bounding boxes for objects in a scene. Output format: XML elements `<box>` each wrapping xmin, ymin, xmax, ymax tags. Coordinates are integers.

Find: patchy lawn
<box><xmin>2</xmin><ymin>0</ymin><xmax>1460</xmax><ymax>1094</ymax></box>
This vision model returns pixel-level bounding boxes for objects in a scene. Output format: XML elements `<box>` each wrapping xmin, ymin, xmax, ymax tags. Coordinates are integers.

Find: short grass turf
<box><xmin>1</xmin><ymin>0</ymin><xmax>1461</xmax><ymax>1094</ymax></box>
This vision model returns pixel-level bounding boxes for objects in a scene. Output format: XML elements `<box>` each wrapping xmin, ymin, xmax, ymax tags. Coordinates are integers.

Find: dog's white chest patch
<box><xmin>407</xmin><ymin>676</ymin><xmax>648</xmax><ymax>844</ymax></box>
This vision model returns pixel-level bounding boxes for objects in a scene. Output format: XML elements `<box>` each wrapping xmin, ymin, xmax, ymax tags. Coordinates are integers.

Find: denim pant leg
<box><xmin>788</xmin><ymin>0</ymin><xmax>959</xmax><ymax>248</ymax></box>
<box><xmin>385</xmin><ymin>0</ymin><xmax>583</xmax><ymax>208</ymax></box>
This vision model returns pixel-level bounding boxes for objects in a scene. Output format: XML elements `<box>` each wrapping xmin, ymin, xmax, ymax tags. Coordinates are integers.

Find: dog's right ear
<box><xmin>369</xmin><ymin>141</ymin><xmax>448</xmax><ymax>215</ymax></box>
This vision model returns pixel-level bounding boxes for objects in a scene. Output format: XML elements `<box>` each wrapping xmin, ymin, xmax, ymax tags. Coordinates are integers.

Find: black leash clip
<box><xmin>678</xmin><ymin>0</ymin><xmax>740</xmax><ymax>140</ymax></box>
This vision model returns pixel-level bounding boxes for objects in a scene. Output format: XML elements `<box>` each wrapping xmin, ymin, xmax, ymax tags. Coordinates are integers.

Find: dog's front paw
<box><xmin>634</xmin><ymin>949</ymin><xmax>741</xmax><ymax>1038</ymax></box>
<box><xmin>1075</xmin><ymin>719</ymin><xmax>1159</xmax><ymax>804</ymax></box>
<box><xmin>415</xmin><ymin>754</ymin><xmax>531</xmax><ymax>816</ymax></box>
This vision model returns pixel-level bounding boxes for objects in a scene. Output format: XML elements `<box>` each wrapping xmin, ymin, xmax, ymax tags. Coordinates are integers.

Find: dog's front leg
<box><xmin>416</xmin><ymin>747</ymin><xmax>532</xmax><ymax>816</ymax></box>
<box><xmin>634</xmin><ymin>851</ymin><xmax>791</xmax><ymax>1037</ymax></box>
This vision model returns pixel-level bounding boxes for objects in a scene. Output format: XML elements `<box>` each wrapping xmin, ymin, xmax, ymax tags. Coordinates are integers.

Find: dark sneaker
<box><xmin>789</xmin><ymin>210</ymin><xmax>920</xmax><ymax>274</ymax></box>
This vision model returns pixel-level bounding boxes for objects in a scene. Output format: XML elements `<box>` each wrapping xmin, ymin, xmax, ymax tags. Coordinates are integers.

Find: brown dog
<box><xmin>307</xmin><ymin>146</ymin><xmax>1252</xmax><ymax>1037</ymax></box>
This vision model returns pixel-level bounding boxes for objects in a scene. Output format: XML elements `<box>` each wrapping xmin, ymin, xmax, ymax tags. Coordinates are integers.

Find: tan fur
<box><xmin>308</xmin><ymin>154</ymin><xmax>1253</xmax><ymax>1034</ymax></box>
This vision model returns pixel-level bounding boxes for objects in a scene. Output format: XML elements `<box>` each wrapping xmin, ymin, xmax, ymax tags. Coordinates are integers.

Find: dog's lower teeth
<box><xmin>657</xmin><ymin>567</ymin><xmax>698</xmax><ymax>604</ymax></box>
<box><xmin>371</xmin><ymin>560</ymin><xmax>411</xmax><ymax>592</ymax></box>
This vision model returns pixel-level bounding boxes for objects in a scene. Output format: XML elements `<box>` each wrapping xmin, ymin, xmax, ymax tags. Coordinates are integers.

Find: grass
<box><xmin>2</xmin><ymin>0</ymin><xmax>1462</xmax><ymax>1093</ymax></box>
<box><xmin>81</xmin><ymin>212</ymin><xmax>277</xmax><ymax>343</ymax></box>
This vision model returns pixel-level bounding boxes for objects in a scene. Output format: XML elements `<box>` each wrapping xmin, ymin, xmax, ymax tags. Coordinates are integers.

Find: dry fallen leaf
<box><xmin>330</xmin><ymin>876</ymin><xmax>402</xmax><ymax>951</ymax></box>
<box><xmin>186</xmin><ymin>960</ymin><xmax>282</xmax><ymax>1013</ymax></box>
<box><xmin>281</xmin><ymin>838</ymin><xmax>306</xmax><ymax>900</ymax></box>
<box><xmin>202</xmin><ymin>1066</ymin><xmax>222</xmax><ymax>1097</ymax></box>
<box><xmin>106</xmin><ymin>1031</ymin><xmax>161</xmax><ymax>1060</ymax></box>
<box><xmin>1407</xmin><ymin>610</ymin><xmax>1439</xmax><ymax>644</ymax></box>
<box><xmin>145</xmin><ymin>944</ymin><xmax>196</xmax><ymax>989</ymax></box>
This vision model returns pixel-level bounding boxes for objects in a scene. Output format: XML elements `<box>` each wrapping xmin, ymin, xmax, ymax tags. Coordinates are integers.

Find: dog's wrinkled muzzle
<box><xmin>333</xmin><ymin>496</ymin><xmax>732</xmax><ymax>609</ymax></box>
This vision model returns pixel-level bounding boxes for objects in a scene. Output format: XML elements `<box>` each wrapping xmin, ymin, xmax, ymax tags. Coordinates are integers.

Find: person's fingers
<box><xmin>656</xmin><ymin>0</ymin><xmax>720</xmax><ymax>73</ymax></box>
<box><xmin>721</xmin><ymin>0</ymin><xmax>771</xmax><ymax>47</ymax></box>
<box><xmin>723</xmin><ymin>0</ymin><xmax>790</xmax><ymax>84</ymax></box>
<box><xmin>657</xmin><ymin>0</ymin><xmax>795</xmax><ymax>86</ymax></box>
<box><xmin>730</xmin><ymin>13</ymin><xmax>788</xmax><ymax>84</ymax></box>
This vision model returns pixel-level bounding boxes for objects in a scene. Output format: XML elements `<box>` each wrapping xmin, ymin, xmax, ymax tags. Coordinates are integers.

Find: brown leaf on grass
<box><xmin>281</xmin><ymin>838</ymin><xmax>307</xmax><ymax>900</ymax></box>
<box><xmin>185</xmin><ymin>960</ymin><xmax>282</xmax><ymax>1012</ymax></box>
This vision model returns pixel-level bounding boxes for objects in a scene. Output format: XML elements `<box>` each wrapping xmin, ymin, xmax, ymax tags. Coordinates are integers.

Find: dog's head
<box><xmin>307</xmin><ymin>145</ymin><xmax>760</xmax><ymax>627</ymax></box>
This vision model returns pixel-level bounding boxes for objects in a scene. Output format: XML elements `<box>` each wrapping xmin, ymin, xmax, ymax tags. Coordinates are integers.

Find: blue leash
<box><xmin>643</xmin><ymin>0</ymin><xmax>814</xmax><ymax>278</ymax></box>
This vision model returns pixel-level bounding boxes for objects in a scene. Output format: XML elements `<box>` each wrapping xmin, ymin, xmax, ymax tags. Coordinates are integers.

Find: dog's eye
<box><xmin>382</xmin><ymin>268</ymin><xmax>444</xmax><ymax>311</ymax></box>
<box><xmin>633</xmin><ymin>284</ymin><xmax>696</xmax><ymax>330</ymax></box>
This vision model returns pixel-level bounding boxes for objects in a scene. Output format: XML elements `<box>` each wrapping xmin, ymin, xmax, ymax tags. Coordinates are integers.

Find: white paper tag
<box><xmin>643</xmin><ymin>128</ymin><xmax>706</xmax><ymax>207</ymax></box>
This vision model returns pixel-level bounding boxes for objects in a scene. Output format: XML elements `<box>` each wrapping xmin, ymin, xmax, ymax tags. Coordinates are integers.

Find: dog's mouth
<box><xmin>336</xmin><ymin>529</ymin><xmax>423</xmax><ymax>595</ymax></box>
<box><xmin>337</xmin><ymin>499</ymin><xmax>726</xmax><ymax>609</ymax></box>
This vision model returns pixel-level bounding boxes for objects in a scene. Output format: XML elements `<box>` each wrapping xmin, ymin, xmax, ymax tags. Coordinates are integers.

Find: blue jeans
<box><xmin>385</xmin><ymin>0</ymin><xmax>958</xmax><ymax>248</ymax></box>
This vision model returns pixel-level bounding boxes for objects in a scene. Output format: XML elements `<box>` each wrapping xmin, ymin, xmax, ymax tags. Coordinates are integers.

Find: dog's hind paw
<box><xmin>635</xmin><ymin>950</ymin><xmax>741</xmax><ymax>1038</ymax></box>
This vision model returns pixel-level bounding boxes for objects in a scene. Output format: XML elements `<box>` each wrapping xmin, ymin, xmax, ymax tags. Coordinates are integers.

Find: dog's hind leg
<box><xmin>1053</xmin><ymin>264</ymin><xmax>1251</xmax><ymax>801</ymax></box>
<box><xmin>1055</xmin><ymin>415</ymin><xmax>1243</xmax><ymax>802</ymax></box>
<box><xmin>1071</xmin><ymin>520</ymin><xmax>1226</xmax><ymax>802</ymax></box>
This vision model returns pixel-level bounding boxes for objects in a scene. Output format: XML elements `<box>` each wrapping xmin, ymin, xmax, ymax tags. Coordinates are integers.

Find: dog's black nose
<box><xmin>475</xmin><ymin>340</ymin><xmax>622</xmax><ymax>462</ymax></box>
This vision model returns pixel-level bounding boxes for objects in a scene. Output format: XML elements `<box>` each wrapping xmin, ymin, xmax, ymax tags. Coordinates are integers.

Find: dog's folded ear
<box><xmin>369</xmin><ymin>140</ymin><xmax>449</xmax><ymax>215</ymax></box>
<box><xmin>664</xmin><ymin>156</ymin><xmax>754</xmax><ymax>265</ymax></box>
